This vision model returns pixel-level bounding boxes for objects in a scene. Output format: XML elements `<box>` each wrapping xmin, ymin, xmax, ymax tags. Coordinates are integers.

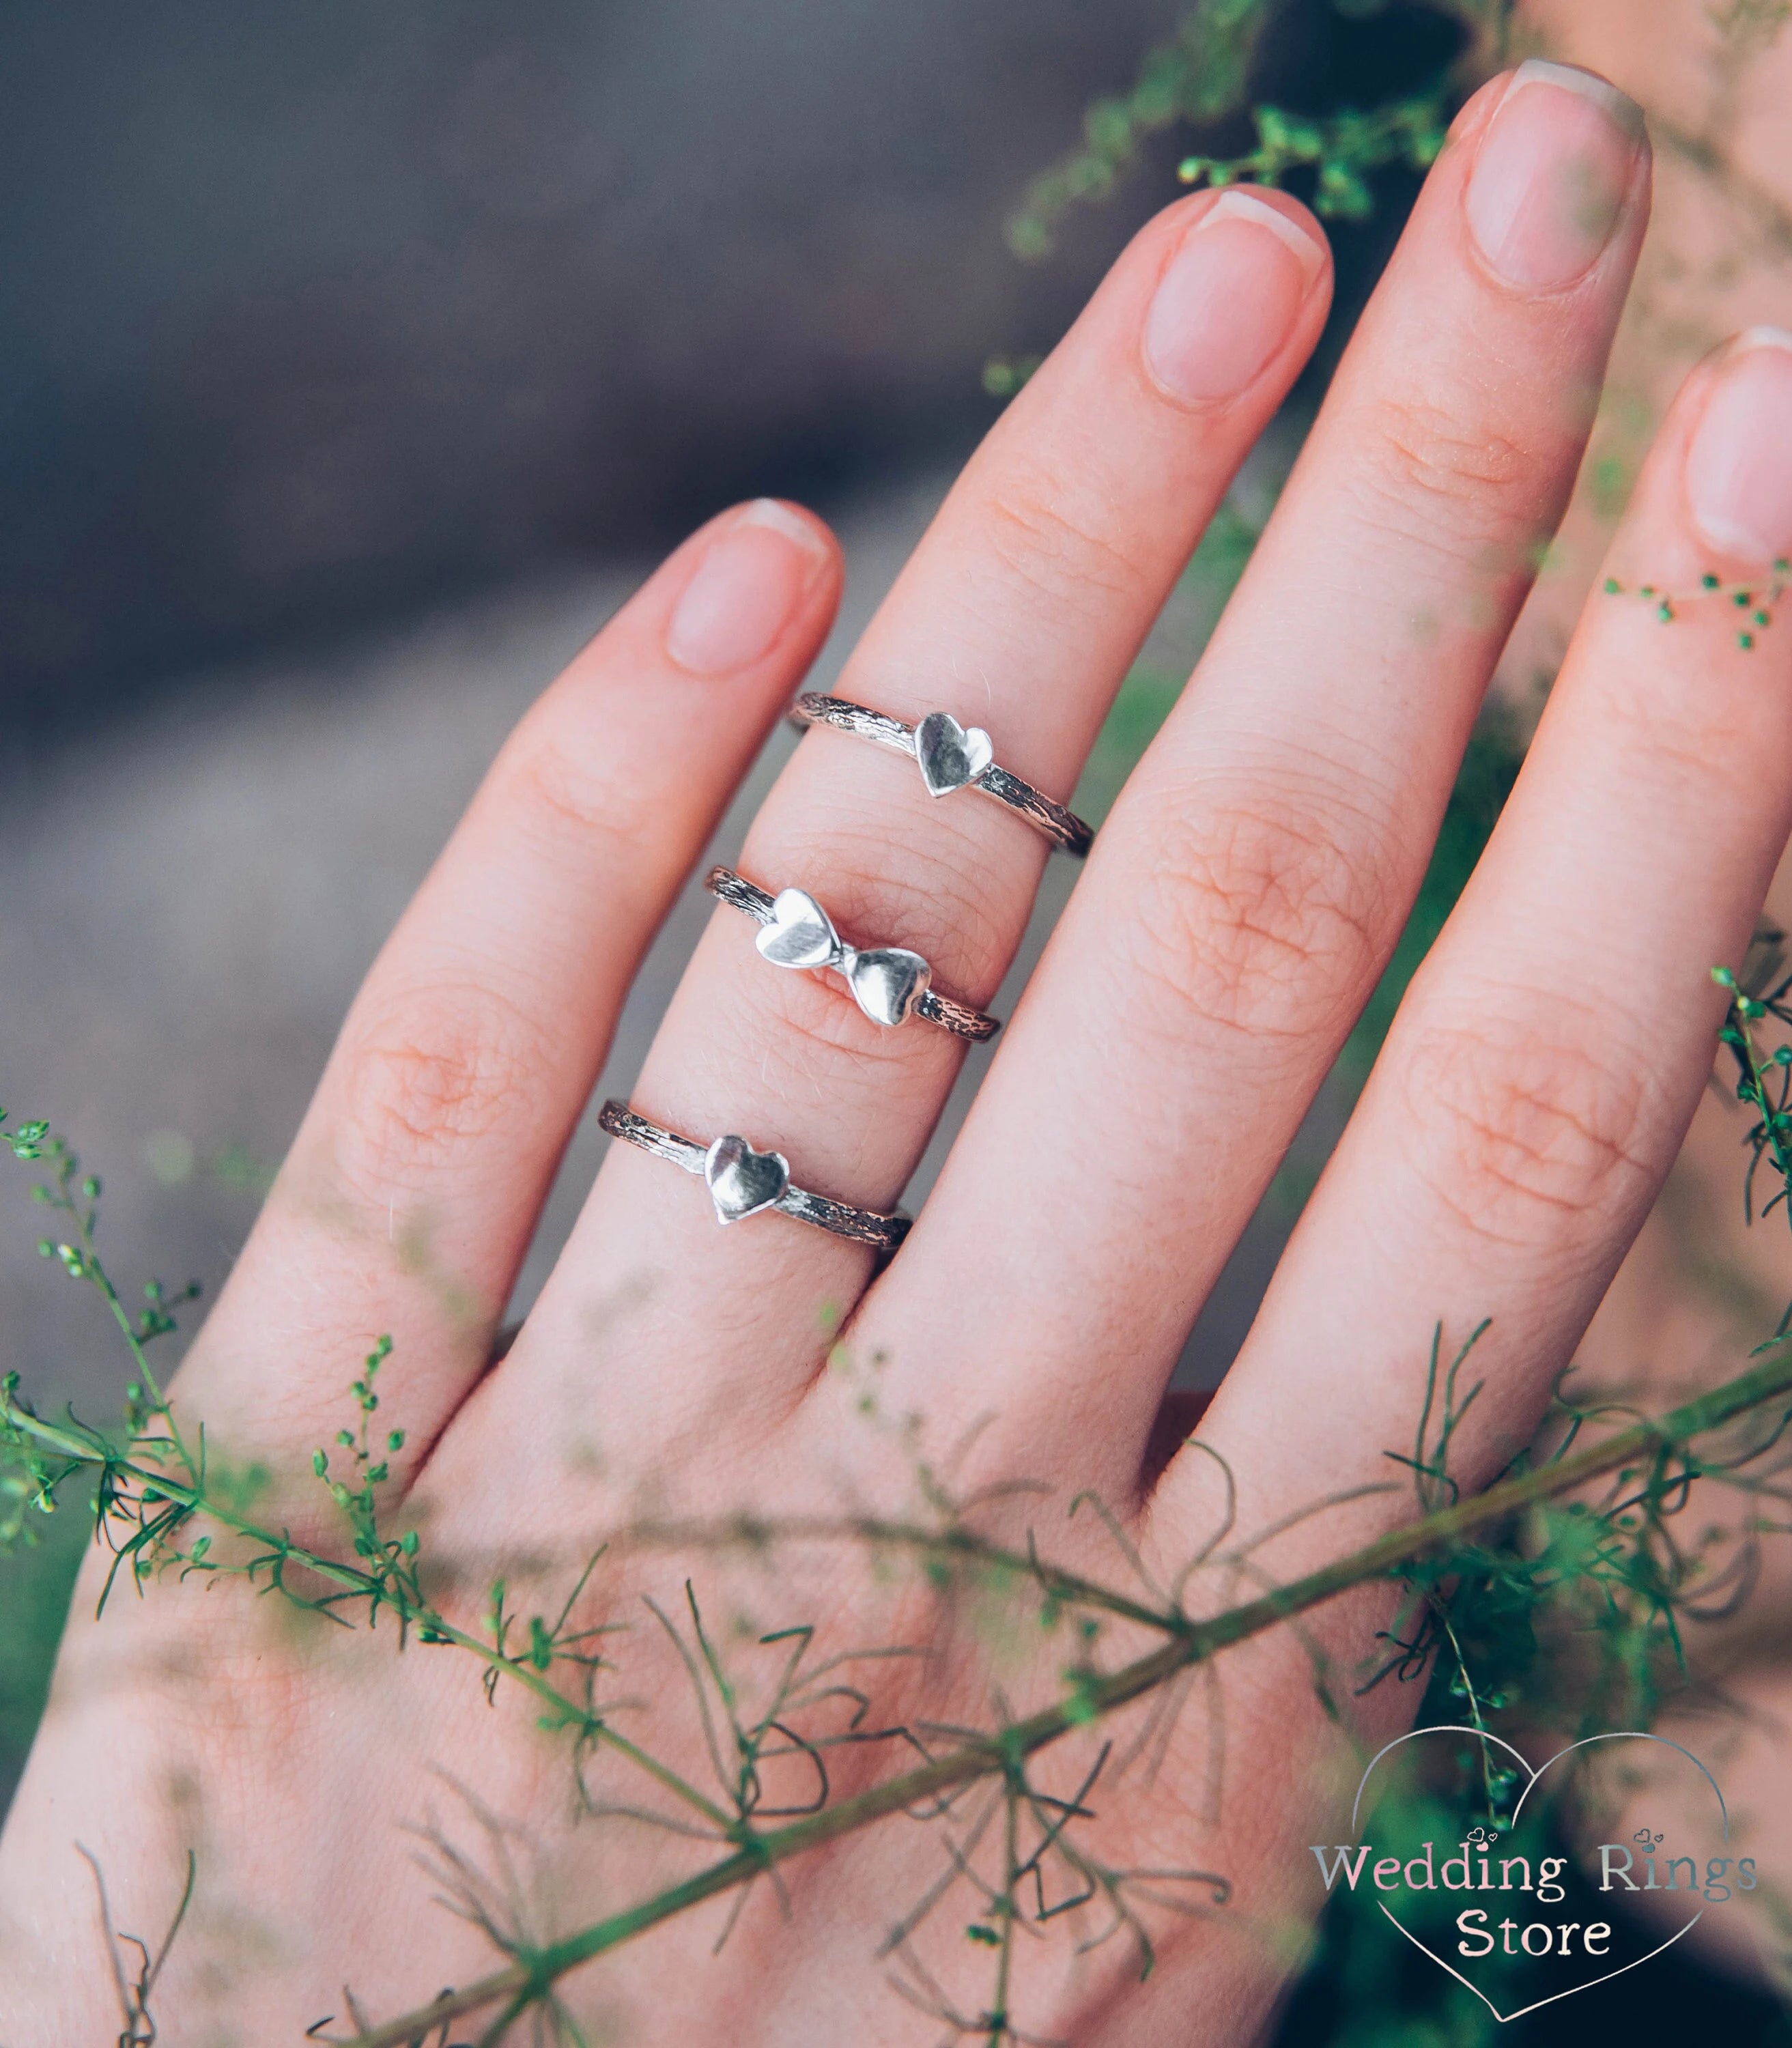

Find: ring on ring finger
<box><xmin>706</xmin><ymin>866</ymin><xmax>999</xmax><ymax>1039</ymax></box>
<box><xmin>597</xmin><ymin>1100</ymin><xmax>911</xmax><ymax>1251</ymax></box>
<box><xmin>790</xmin><ymin>694</ymin><xmax>1095</xmax><ymax>855</ymax></box>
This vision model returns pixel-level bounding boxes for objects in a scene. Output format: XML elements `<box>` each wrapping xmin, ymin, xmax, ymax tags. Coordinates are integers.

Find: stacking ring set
<box><xmin>599</xmin><ymin>694</ymin><xmax>1094</xmax><ymax>1253</ymax></box>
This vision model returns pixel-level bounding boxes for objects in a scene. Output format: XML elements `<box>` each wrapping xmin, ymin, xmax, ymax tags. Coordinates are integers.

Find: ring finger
<box><xmin>851</xmin><ymin>61</ymin><xmax>1653</xmax><ymax>1485</ymax></box>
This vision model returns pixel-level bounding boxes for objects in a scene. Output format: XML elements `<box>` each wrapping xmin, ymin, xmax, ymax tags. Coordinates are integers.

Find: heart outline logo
<box><xmin>1348</xmin><ymin>1725</ymin><xmax>1728</xmax><ymax>2024</ymax></box>
<box><xmin>702</xmin><ymin>1134</ymin><xmax>790</xmax><ymax>1225</ymax></box>
<box><xmin>914</xmin><ymin>711</ymin><xmax>994</xmax><ymax>797</ymax></box>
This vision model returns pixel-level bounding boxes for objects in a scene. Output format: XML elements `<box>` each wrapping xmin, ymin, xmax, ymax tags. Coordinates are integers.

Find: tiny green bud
<box><xmin>1603</xmin><ymin>577</ymin><xmax>1622</xmax><ymax>595</ymax></box>
<box><xmin>387</xmin><ymin>1429</ymin><xmax>405</xmax><ymax>1451</ymax></box>
<box><xmin>400</xmin><ymin>1529</ymin><xmax>419</xmax><ymax>1556</ymax></box>
<box><xmin>1702</xmin><ymin>572</ymin><xmax>1720</xmax><ymax>590</ymax></box>
<box><xmin>313</xmin><ymin>1449</ymin><xmax>328</xmax><ymax>1476</ymax></box>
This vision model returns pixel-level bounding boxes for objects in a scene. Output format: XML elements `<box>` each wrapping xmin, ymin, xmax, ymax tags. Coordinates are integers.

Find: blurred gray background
<box><xmin>3</xmin><ymin>0</ymin><xmax>1195</xmax><ymax>728</ymax></box>
<box><xmin>0</xmin><ymin>0</ymin><xmax>1451</xmax><ymax>1424</ymax></box>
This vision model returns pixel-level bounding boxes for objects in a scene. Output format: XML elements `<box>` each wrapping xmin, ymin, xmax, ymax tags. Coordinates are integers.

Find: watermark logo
<box><xmin>1309</xmin><ymin>1726</ymin><xmax>1750</xmax><ymax>2023</ymax></box>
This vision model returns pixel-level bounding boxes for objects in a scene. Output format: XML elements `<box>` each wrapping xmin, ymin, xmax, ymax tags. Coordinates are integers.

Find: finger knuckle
<box><xmin>499</xmin><ymin>737</ymin><xmax>644</xmax><ymax>876</ymax></box>
<box><xmin>737</xmin><ymin>963</ymin><xmax>944</xmax><ymax>1092</ymax></box>
<box><xmin>1123</xmin><ymin>785</ymin><xmax>1391</xmax><ymax>1043</ymax></box>
<box><xmin>1355</xmin><ymin>390</ymin><xmax>1539</xmax><ymax>553</ymax></box>
<box><xmin>333</xmin><ymin>986</ymin><xmax>550</xmax><ymax>1204</ymax></box>
<box><xmin>980</xmin><ymin>464</ymin><xmax>1148</xmax><ymax>610</ymax></box>
<box><xmin>1397</xmin><ymin>1005</ymin><xmax>1657</xmax><ymax>1247</ymax></box>
<box><xmin>769</xmin><ymin>801</ymin><xmax>1018</xmax><ymax>997</ymax></box>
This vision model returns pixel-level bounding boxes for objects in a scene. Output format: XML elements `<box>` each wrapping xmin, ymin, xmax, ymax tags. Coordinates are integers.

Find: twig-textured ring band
<box><xmin>599</xmin><ymin>1100</ymin><xmax>911</xmax><ymax>1252</ymax></box>
<box><xmin>788</xmin><ymin>694</ymin><xmax>1094</xmax><ymax>857</ymax></box>
<box><xmin>706</xmin><ymin>866</ymin><xmax>999</xmax><ymax>1042</ymax></box>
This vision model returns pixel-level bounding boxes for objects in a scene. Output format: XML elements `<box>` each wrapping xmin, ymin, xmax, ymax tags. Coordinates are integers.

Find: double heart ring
<box><xmin>789</xmin><ymin>694</ymin><xmax>1095</xmax><ymax>857</ymax></box>
<box><xmin>597</xmin><ymin>1100</ymin><xmax>911</xmax><ymax>1251</ymax></box>
<box><xmin>601</xmin><ymin>696</ymin><xmax>1085</xmax><ymax>1247</ymax></box>
<box><xmin>706</xmin><ymin>866</ymin><xmax>999</xmax><ymax>1040</ymax></box>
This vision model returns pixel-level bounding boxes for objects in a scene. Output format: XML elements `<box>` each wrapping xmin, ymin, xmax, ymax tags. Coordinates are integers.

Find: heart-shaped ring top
<box><xmin>842</xmin><ymin>945</ymin><xmax>932</xmax><ymax>1028</ymax></box>
<box><xmin>756</xmin><ymin>887</ymin><xmax>840</xmax><ymax>970</ymax></box>
<box><xmin>914</xmin><ymin>711</ymin><xmax>995</xmax><ymax>797</ymax></box>
<box><xmin>702</xmin><ymin>1134</ymin><xmax>790</xmax><ymax>1225</ymax></box>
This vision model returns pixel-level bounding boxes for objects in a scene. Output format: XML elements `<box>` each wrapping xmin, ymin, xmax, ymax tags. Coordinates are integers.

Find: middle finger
<box><xmin>489</xmin><ymin>184</ymin><xmax>1334</xmax><ymax>1461</ymax></box>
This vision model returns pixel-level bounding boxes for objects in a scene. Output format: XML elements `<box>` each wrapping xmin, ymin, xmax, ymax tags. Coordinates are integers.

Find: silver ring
<box><xmin>789</xmin><ymin>694</ymin><xmax>1094</xmax><ymax>857</ymax></box>
<box><xmin>706</xmin><ymin>867</ymin><xmax>999</xmax><ymax>1042</ymax></box>
<box><xmin>599</xmin><ymin>1100</ymin><xmax>911</xmax><ymax>1252</ymax></box>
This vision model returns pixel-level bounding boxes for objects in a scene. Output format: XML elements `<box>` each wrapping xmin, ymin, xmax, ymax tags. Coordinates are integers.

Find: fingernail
<box><xmin>1685</xmin><ymin>329</ymin><xmax>1792</xmax><ymax>566</ymax></box>
<box><xmin>1143</xmin><ymin>190</ymin><xmax>1326</xmax><ymax>406</ymax></box>
<box><xmin>1464</xmin><ymin>61</ymin><xmax>1644</xmax><ymax>291</ymax></box>
<box><xmin>666</xmin><ymin>500</ymin><xmax>827</xmax><ymax>676</ymax></box>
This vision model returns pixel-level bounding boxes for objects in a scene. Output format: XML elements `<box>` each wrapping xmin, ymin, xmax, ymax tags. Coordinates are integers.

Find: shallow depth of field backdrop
<box><xmin>7</xmin><ymin>3</ymin><xmax>1792</xmax><ymax>2042</ymax></box>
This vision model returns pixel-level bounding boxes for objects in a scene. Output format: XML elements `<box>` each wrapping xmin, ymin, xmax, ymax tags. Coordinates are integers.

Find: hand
<box><xmin>6</xmin><ymin>60</ymin><xmax>1790</xmax><ymax>2047</ymax></box>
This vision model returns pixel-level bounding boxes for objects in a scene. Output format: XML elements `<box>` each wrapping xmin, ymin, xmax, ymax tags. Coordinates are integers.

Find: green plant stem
<box><xmin>1729</xmin><ymin>989</ymin><xmax>1792</xmax><ymax>1232</ymax></box>
<box><xmin>634</xmin><ymin>1516</ymin><xmax>1186</xmax><ymax>1637</ymax></box>
<box><xmin>341</xmin><ymin>1343</ymin><xmax>1792</xmax><ymax>2048</ymax></box>
<box><xmin>0</xmin><ymin>1401</ymin><xmax>732</xmax><ymax>1834</ymax></box>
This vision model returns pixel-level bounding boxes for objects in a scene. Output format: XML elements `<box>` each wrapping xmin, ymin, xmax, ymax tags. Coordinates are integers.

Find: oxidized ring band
<box><xmin>789</xmin><ymin>694</ymin><xmax>1094</xmax><ymax>857</ymax></box>
<box><xmin>706</xmin><ymin>866</ymin><xmax>999</xmax><ymax>1042</ymax></box>
<box><xmin>599</xmin><ymin>1100</ymin><xmax>911</xmax><ymax>1252</ymax></box>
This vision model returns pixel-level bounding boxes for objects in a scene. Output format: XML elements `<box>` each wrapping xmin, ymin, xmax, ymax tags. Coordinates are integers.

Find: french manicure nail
<box><xmin>1143</xmin><ymin>190</ymin><xmax>1326</xmax><ymax>406</ymax></box>
<box><xmin>1685</xmin><ymin>329</ymin><xmax>1792</xmax><ymax>566</ymax></box>
<box><xmin>666</xmin><ymin>500</ymin><xmax>827</xmax><ymax>677</ymax></box>
<box><xmin>1464</xmin><ymin>61</ymin><xmax>1644</xmax><ymax>291</ymax></box>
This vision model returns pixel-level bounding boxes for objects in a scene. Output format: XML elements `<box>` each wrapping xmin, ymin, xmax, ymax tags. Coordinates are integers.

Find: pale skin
<box><xmin>8</xmin><ymin>59</ymin><xmax>1792</xmax><ymax>2046</ymax></box>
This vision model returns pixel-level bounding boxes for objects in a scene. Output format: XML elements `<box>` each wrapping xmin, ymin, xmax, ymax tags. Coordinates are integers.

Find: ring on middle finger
<box><xmin>706</xmin><ymin>866</ymin><xmax>999</xmax><ymax>1040</ymax></box>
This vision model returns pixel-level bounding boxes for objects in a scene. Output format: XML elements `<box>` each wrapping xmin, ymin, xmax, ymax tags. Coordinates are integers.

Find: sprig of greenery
<box><xmin>1007</xmin><ymin>0</ymin><xmax>1277</xmax><ymax>259</ymax></box>
<box><xmin>1606</xmin><ymin>563</ymin><xmax>1789</xmax><ymax>651</ymax></box>
<box><xmin>1709</xmin><ymin>0</ymin><xmax>1792</xmax><ymax>59</ymax></box>
<box><xmin>1006</xmin><ymin>0</ymin><xmax>1506</xmax><ymax>259</ymax></box>
<box><xmin>1717</xmin><ymin>947</ymin><xmax>1792</xmax><ymax>1270</ymax></box>
<box><xmin>332</xmin><ymin>1343</ymin><xmax>1792</xmax><ymax>2047</ymax></box>
<box><xmin>1177</xmin><ymin>92</ymin><xmax>1449</xmax><ymax>221</ymax></box>
<box><xmin>10</xmin><ymin>932</ymin><xmax>1792</xmax><ymax>2042</ymax></box>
